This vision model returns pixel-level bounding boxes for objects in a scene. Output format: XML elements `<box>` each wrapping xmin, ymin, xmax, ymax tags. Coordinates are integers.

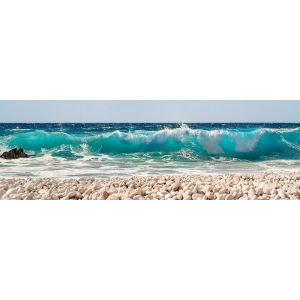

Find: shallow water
<box><xmin>1</xmin><ymin>123</ymin><xmax>300</xmax><ymax>178</ymax></box>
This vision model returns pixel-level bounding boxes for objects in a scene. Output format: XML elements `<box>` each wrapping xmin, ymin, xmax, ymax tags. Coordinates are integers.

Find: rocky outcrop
<box><xmin>0</xmin><ymin>148</ymin><xmax>33</xmax><ymax>159</ymax></box>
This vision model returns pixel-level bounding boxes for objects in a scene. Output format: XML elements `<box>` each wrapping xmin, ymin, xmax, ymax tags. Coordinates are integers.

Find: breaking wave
<box><xmin>3</xmin><ymin>124</ymin><xmax>300</xmax><ymax>160</ymax></box>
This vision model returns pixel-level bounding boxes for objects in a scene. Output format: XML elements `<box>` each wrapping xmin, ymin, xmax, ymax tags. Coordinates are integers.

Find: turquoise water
<box><xmin>1</xmin><ymin>123</ymin><xmax>300</xmax><ymax>178</ymax></box>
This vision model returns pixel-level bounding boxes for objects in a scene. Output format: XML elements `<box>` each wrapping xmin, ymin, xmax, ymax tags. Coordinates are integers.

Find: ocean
<box><xmin>1</xmin><ymin>123</ymin><xmax>300</xmax><ymax>178</ymax></box>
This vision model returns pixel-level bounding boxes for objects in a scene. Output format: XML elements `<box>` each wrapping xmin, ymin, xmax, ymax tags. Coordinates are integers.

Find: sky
<box><xmin>0</xmin><ymin>100</ymin><xmax>299</xmax><ymax>123</ymax></box>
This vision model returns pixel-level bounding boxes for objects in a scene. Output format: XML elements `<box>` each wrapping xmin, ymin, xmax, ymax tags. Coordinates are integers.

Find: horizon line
<box><xmin>1</xmin><ymin>122</ymin><xmax>300</xmax><ymax>124</ymax></box>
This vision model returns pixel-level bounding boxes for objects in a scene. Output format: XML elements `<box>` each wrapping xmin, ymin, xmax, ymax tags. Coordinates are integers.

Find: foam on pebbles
<box><xmin>1</xmin><ymin>172</ymin><xmax>300</xmax><ymax>200</ymax></box>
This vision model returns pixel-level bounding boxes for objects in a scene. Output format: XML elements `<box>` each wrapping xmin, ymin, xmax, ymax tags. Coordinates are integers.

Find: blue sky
<box><xmin>0</xmin><ymin>100</ymin><xmax>299</xmax><ymax>123</ymax></box>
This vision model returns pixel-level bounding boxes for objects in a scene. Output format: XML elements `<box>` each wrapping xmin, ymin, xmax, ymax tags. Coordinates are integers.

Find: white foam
<box><xmin>230</xmin><ymin>130</ymin><xmax>262</xmax><ymax>152</ymax></box>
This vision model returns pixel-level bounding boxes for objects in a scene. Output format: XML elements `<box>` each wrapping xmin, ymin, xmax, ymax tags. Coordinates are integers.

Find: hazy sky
<box><xmin>0</xmin><ymin>100</ymin><xmax>299</xmax><ymax>123</ymax></box>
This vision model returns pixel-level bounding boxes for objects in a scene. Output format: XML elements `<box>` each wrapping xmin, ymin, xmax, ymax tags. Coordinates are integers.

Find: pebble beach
<box><xmin>1</xmin><ymin>172</ymin><xmax>300</xmax><ymax>200</ymax></box>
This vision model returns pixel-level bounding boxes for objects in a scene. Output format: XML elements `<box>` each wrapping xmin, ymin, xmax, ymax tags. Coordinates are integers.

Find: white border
<box><xmin>1</xmin><ymin>0</ymin><xmax>300</xmax><ymax>100</ymax></box>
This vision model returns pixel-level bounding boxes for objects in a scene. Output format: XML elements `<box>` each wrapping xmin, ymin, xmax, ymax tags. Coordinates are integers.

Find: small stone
<box><xmin>83</xmin><ymin>188</ymin><xmax>93</xmax><ymax>196</ymax></box>
<box><xmin>0</xmin><ymin>189</ymin><xmax>6</xmax><ymax>198</ymax></box>
<box><xmin>75</xmin><ymin>192</ymin><xmax>82</xmax><ymax>199</ymax></box>
<box><xmin>10</xmin><ymin>194</ymin><xmax>23</xmax><ymax>200</ymax></box>
<box><xmin>278</xmin><ymin>190</ymin><xmax>286</xmax><ymax>199</ymax></box>
<box><xmin>262</xmin><ymin>184</ymin><xmax>270</xmax><ymax>194</ymax></box>
<box><xmin>78</xmin><ymin>187</ymin><xmax>85</xmax><ymax>194</ymax></box>
<box><xmin>217</xmin><ymin>194</ymin><xmax>225</xmax><ymax>200</ymax></box>
<box><xmin>5</xmin><ymin>188</ymin><xmax>18</xmax><ymax>196</ymax></box>
<box><xmin>183</xmin><ymin>190</ymin><xmax>192</xmax><ymax>197</ymax></box>
<box><xmin>177</xmin><ymin>191</ymin><xmax>183</xmax><ymax>200</ymax></box>
<box><xmin>225</xmin><ymin>194</ymin><xmax>234</xmax><ymax>200</ymax></box>
<box><xmin>133</xmin><ymin>195</ymin><xmax>144</xmax><ymax>200</ymax></box>
<box><xmin>232</xmin><ymin>192</ymin><xmax>238</xmax><ymax>199</ymax></box>
<box><xmin>172</xmin><ymin>179</ymin><xmax>180</xmax><ymax>191</ymax></box>
<box><xmin>205</xmin><ymin>191</ymin><xmax>214</xmax><ymax>200</ymax></box>
<box><xmin>93</xmin><ymin>184</ymin><xmax>101</xmax><ymax>191</ymax></box>
<box><xmin>206</xmin><ymin>185</ymin><xmax>213</xmax><ymax>192</ymax></box>
<box><xmin>248</xmin><ymin>189</ymin><xmax>255</xmax><ymax>198</ymax></box>
<box><xmin>106</xmin><ymin>194</ymin><xmax>119</xmax><ymax>200</ymax></box>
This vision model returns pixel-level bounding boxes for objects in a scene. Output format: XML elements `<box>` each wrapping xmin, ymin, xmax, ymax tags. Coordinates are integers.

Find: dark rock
<box><xmin>0</xmin><ymin>148</ymin><xmax>34</xmax><ymax>159</ymax></box>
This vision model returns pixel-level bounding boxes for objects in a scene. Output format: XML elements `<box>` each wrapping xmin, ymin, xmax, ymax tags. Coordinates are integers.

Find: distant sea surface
<box><xmin>1</xmin><ymin>123</ymin><xmax>300</xmax><ymax>178</ymax></box>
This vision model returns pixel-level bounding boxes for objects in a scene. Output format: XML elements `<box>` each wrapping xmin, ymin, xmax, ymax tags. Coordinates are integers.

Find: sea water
<box><xmin>1</xmin><ymin>123</ymin><xmax>300</xmax><ymax>178</ymax></box>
